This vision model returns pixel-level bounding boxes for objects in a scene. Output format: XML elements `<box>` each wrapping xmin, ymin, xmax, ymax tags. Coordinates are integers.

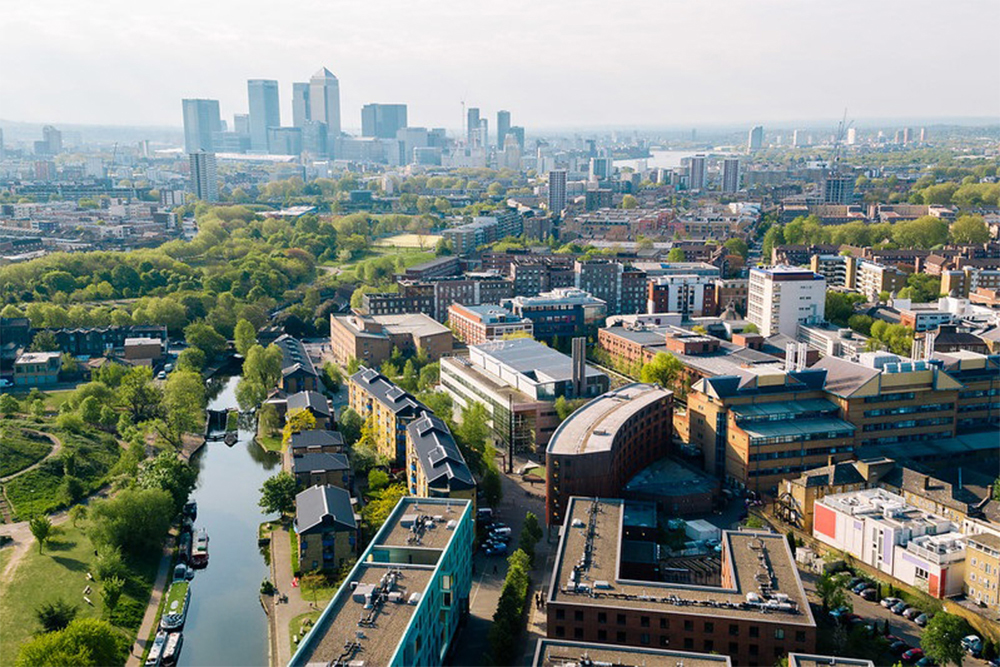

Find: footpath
<box><xmin>125</xmin><ymin>533</ymin><xmax>175</xmax><ymax>667</ymax></box>
<box><xmin>267</xmin><ymin>524</ymin><xmax>312</xmax><ymax>666</ymax></box>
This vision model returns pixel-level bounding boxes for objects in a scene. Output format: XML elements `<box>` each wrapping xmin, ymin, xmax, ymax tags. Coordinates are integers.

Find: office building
<box><xmin>646</xmin><ymin>274</ymin><xmax>717</xmax><ymax>318</ymax></box>
<box><xmin>247</xmin><ymin>79</ymin><xmax>280</xmax><ymax>152</ymax></box>
<box><xmin>813</xmin><ymin>488</ymin><xmax>966</xmax><ymax>598</ymax></box>
<box><xmin>440</xmin><ymin>338</ymin><xmax>609</xmax><ymax>457</ymax></box>
<box><xmin>496</xmin><ymin>110</ymin><xmax>511</xmax><ymax>148</ymax></box>
<box><xmin>574</xmin><ymin>259</ymin><xmax>647</xmax><ymax>316</ymax></box>
<box><xmin>478</xmin><ymin>118</ymin><xmax>489</xmax><ymax>149</ymax></box>
<box><xmin>504</xmin><ymin>288</ymin><xmax>607</xmax><ymax>341</ymax></box>
<box><xmin>292</xmin><ymin>82</ymin><xmax>310</xmax><ymax>127</ymax></box>
<box><xmin>722</xmin><ymin>157</ymin><xmax>740</xmax><ymax>193</ymax></box>
<box><xmin>688</xmin><ymin>154</ymin><xmax>707</xmax><ymax>190</ymax></box>
<box><xmin>302</xmin><ymin>120</ymin><xmax>329</xmax><ymax>156</ymax></box>
<box><xmin>823</xmin><ymin>175</ymin><xmax>854</xmax><ymax>204</ymax></box>
<box><xmin>348</xmin><ymin>368</ymin><xmax>428</xmax><ymax>464</ymax></box>
<box><xmin>182</xmin><ymin>99</ymin><xmax>222</xmax><ymax>153</ymax></box>
<box><xmin>548</xmin><ymin>169</ymin><xmax>567</xmax><ymax>214</ymax></box>
<box><xmin>509</xmin><ymin>125</ymin><xmax>525</xmax><ymax>150</ymax></box>
<box><xmin>546</xmin><ymin>498</ymin><xmax>815</xmax><ymax>663</ymax></box>
<box><xmin>545</xmin><ymin>384</ymin><xmax>672</xmax><ymax>526</ymax></box>
<box><xmin>13</xmin><ymin>351</ymin><xmax>62</xmax><ymax>386</ymax></box>
<box><xmin>467</xmin><ymin>107</ymin><xmax>481</xmax><ymax>146</ymax></box>
<box><xmin>589</xmin><ymin>156</ymin><xmax>614</xmax><ymax>182</ymax></box>
<box><xmin>294</xmin><ymin>484</ymin><xmax>357</xmax><ymax>573</ymax></box>
<box><xmin>405</xmin><ymin>412</ymin><xmax>476</xmax><ymax>506</ymax></box>
<box><xmin>266</xmin><ymin>127</ymin><xmax>302</xmax><ymax>156</ymax></box>
<box><xmin>965</xmin><ymin>533</ymin><xmax>1000</xmax><ymax>612</ymax></box>
<box><xmin>289</xmin><ymin>497</ymin><xmax>473</xmax><ymax>667</ymax></box>
<box><xmin>747</xmin><ymin>266</ymin><xmax>826</xmax><ymax>337</ymax></box>
<box><xmin>35</xmin><ymin>125</ymin><xmax>62</xmax><ymax>155</ymax></box>
<box><xmin>188</xmin><ymin>151</ymin><xmax>218</xmax><ymax>203</ymax></box>
<box><xmin>362</xmin><ymin>103</ymin><xmax>408</xmax><ymax>139</ymax></box>
<box><xmin>501</xmin><ymin>133</ymin><xmax>522</xmax><ymax>170</ymax></box>
<box><xmin>233</xmin><ymin>113</ymin><xmax>250</xmax><ymax>136</ymax></box>
<box><xmin>446</xmin><ymin>304</ymin><xmax>533</xmax><ymax>345</ymax></box>
<box><xmin>310</xmin><ymin>67</ymin><xmax>341</xmax><ymax>138</ymax></box>
<box><xmin>747</xmin><ymin>125</ymin><xmax>764</xmax><ymax>151</ymax></box>
<box><xmin>330</xmin><ymin>312</ymin><xmax>453</xmax><ymax>369</ymax></box>
<box><xmin>532</xmin><ymin>640</ymin><xmax>732</xmax><ymax>667</ymax></box>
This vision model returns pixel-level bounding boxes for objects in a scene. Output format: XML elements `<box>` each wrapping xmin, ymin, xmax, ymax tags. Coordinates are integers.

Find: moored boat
<box><xmin>178</xmin><ymin>530</ymin><xmax>192</xmax><ymax>564</ymax></box>
<box><xmin>145</xmin><ymin>630</ymin><xmax>168</xmax><ymax>666</ymax></box>
<box><xmin>161</xmin><ymin>631</ymin><xmax>183</xmax><ymax>666</ymax></box>
<box><xmin>159</xmin><ymin>580</ymin><xmax>190</xmax><ymax>631</ymax></box>
<box><xmin>191</xmin><ymin>528</ymin><xmax>209</xmax><ymax>568</ymax></box>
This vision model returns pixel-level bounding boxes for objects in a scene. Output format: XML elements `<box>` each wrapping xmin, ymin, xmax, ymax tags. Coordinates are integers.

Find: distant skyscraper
<box><xmin>903</xmin><ymin>127</ymin><xmax>913</xmax><ymax>145</ymax></box>
<box><xmin>823</xmin><ymin>175</ymin><xmax>854</xmax><ymax>204</ymax></box>
<box><xmin>548</xmin><ymin>169</ymin><xmax>567</xmax><ymax>214</ymax></box>
<box><xmin>747</xmin><ymin>125</ymin><xmax>764</xmax><ymax>152</ymax></box>
<box><xmin>496</xmin><ymin>110</ymin><xmax>511</xmax><ymax>149</ymax></box>
<box><xmin>467</xmin><ymin>107</ymin><xmax>481</xmax><ymax>146</ymax></box>
<box><xmin>688</xmin><ymin>154</ymin><xmax>707</xmax><ymax>190</ymax></box>
<box><xmin>35</xmin><ymin>125</ymin><xmax>62</xmax><ymax>155</ymax></box>
<box><xmin>233</xmin><ymin>113</ymin><xmax>251</xmax><ymax>136</ymax></box>
<box><xmin>267</xmin><ymin>127</ymin><xmax>302</xmax><ymax>156</ymax></box>
<box><xmin>182</xmin><ymin>99</ymin><xmax>222</xmax><ymax>153</ymax></box>
<box><xmin>310</xmin><ymin>68</ymin><xmax>341</xmax><ymax>139</ymax></box>
<box><xmin>302</xmin><ymin>121</ymin><xmax>328</xmax><ymax>157</ymax></box>
<box><xmin>502</xmin><ymin>134</ymin><xmax>521</xmax><ymax>170</ymax></box>
<box><xmin>189</xmin><ymin>151</ymin><xmax>218</xmax><ymax>202</ymax></box>
<box><xmin>361</xmin><ymin>104</ymin><xmax>408</xmax><ymax>139</ymax></box>
<box><xmin>846</xmin><ymin>127</ymin><xmax>857</xmax><ymax>145</ymax></box>
<box><xmin>479</xmin><ymin>119</ymin><xmax>489</xmax><ymax>149</ymax></box>
<box><xmin>919</xmin><ymin>127</ymin><xmax>927</xmax><ymax>143</ymax></box>
<box><xmin>508</xmin><ymin>126</ymin><xmax>525</xmax><ymax>151</ymax></box>
<box><xmin>722</xmin><ymin>157</ymin><xmax>740</xmax><ymax>193</ymax></box>
<box><xmin>292</xmin><ymin>83</ymin><xmax>311</xmax><ymax>128</ymax></box>
<box><xmin>247</xmin><ymin>79</ymin><xmax>280</xmax><ymax>152</ymax></box>
<box><xmin>590</xmin><ymin>156</ymin><xmax>613</xmax><ymax>182</ymax></box>
<box><xmin>792</xmin><ymin>129</ymin><xmax>803</xmax><ymax>148</ymax></box>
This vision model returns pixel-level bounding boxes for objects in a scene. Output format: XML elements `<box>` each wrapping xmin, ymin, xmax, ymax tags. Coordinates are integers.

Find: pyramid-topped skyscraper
<box><xmin>309</xmin><ymin>67</ymin><xmax>341</xmax><ymax>137</ymax></box>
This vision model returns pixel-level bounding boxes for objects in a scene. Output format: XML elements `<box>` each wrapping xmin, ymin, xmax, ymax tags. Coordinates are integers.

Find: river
<box><xmin>614</xmin><ymin>149</ymin><xmax>736</xmax><ymax>172</ymax></box>
<box><xmin>178</xmin><ymin>375</ymin><xmax>280</xmax><ymax>667</ymax></box>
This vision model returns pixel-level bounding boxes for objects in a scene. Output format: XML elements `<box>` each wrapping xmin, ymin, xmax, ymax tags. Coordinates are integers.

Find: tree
<box><xmin>68</xmin><ymin>505</ymin><xmax>87</xmax><ymax>527</ymax></box>
<box><xmin>666</xmin><ymin>248</ymin><xmax>686</xmax><ymax>262</ymax></box>
<box><xmin>29</xmin><ymin>330</ymin><xmax>59</xmax><ymax>352</ymax></box>
<box><xmin>117</xmin><ymin>367</ymin><xmax>162</xmax><ymax>422</ymax></box>
<box><xmin>100</xmin><ymin>576</ymin><xmax>125</xmax><ymax>618</ymax></box>
<box><xmin>554</xmin><ymin>395</ymin><xmax>587</xmax><ymax>421</ymax></box>
<box><xmin>786</xmin><ymin>530</ymin><xmax>797</xmax><ymax>557</ymax></box>
<box><xmin>259</xmin><ymin>472</ymin><xmax>298</xmax><ymax>516</ymax></box>
<box><xmin>35</xmin><ymin>598</ymin><xmax>78</xmax><ymax>633</ymax></box>
<box><xmin>184</xmin><ymin>322</ymin><xmax>228</xmax><ymax>358</ymax></box>
<box><xmin>322</xmin><ymin>362</ymin><xmax>343</xmax><ymax>393</ymax></box>
<box><xmin>30</xmin><ymin>398</ymin><xmax>46</xmax><ymax>420</ymax></box>
<box><xmin>137</xmin><ymin>451</ymin><xmax>198</xmax><ymax>513</ymax></box>
<box><xmin>346</xmin><ymin>357</ymin><xmax>361</xmax><ymax>374</ymax></box>
<box><xmin>742</xmin><ymin>323</ymin><xmax>759</xmax><ymax>334</ymax></box>
<box><xmin>723</xmin><ymin>238</ymin><xmax>749</xmax><ymax>259</ymax></box>
<box><xmin>234</xmin><ymin>318</ymin><xmax>257</xmax><ymax>357</ymax></box>
<box><xmin>815</xmin><ymin>571</ymin><xmax>851</xmax><ymax>613</ymax></box>
<box><xmin>921</xmin><ymin>612</ymin><xmax>972</xmax><ymax>667</ymax></box>
<box><xmin>15</xmin><ymin>617</ymin><xmax>125</xmax><ymax>667</ymax></box>
<box><xmin>0</xmin><ymin>393</ymin><xmax>20</xmax><ymax>417</ymax></box>
<box><xmin>88</xmin><ymin>488</ymin><xmax>174</xmax><ymax>559</ymax></box>
<box><xmin>159</xmin><ymin>370</ymin><xmax>206</xmax><ymax>445</ymax></box>
<box><xmin>640</xmin><ymin>352</ymin><xmax>683</xmax><ymax>389</ymax></box>
<box><xmin>950</xmin><ymin>215</ymin><xmax>990</xmax><ymax>245</ymax></box>
<box><xmin>826</xmin><ymin>291</ymin><xmax>866</xmax><ymax>327</ymax></box>
<box><xmin>621</xmin><ymin>194</ymin><xmax>638</xmax><ymax>209</ymax></box>
<box><xmin>482</xmin><ymin>467</ymin><xmax>503</xmax><ymax>507</ymax></box>
<box><xmin>891</xmin><ymin>215</ymin><xmax>949</xmax><ymax>249</ymax></box>
<box><xmin>282</xmin><ymin>408</ymin><xmax>317</xmax><ymax>445</ymax></box>
<box><xmin>367</xmin><ymin>469</ymin><xmax>390</xmax><ymax>492</ymax></box>
<box><xmin>78</xmin><ymin>395</ymin><xmax>102</xmax><ymax>425</ymax></box>
<box><xmin>338</xmin><ymin>407</ymin><xmax>363</xmax><ymax>446</ymax></box>
<box><xmin>361</xmin><ymin>483</ymin><xmax>407</xmax><ymax>533</ymax></box>
<box><xmin>29</xmin><ymin>516</ymin><xmax>53</xmax><ymax>554</ymax></box>
<box><xmin>236</xmin><ymin>343</ymin><xmax>284</xmax><ymax>410</ymax></box>
<box><xmin>455</xmin><ymin>402</ymin><xmax>490</xmax><ymax>454</ymax></box>
<box><xmin>177</xmin><ymin>347</ymin><xmax>206</xmax><ymax>372</ymax></box>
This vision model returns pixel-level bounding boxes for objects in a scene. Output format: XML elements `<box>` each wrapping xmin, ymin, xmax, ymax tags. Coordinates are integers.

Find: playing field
<box><xmin>373</xmin><ymin>233</ymin><xmax>443</xmax><ymax>248</ymax></box>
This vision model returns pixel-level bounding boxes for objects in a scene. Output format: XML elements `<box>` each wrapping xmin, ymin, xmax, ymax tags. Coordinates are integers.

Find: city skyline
<box><xmin>3</xmin><ymin>0</ymin><xmax>998</xmax><ymax>129</ymax></box>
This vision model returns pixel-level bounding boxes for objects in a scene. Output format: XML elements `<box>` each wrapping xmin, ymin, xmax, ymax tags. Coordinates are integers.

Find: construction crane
<box><xmin>830</xmin><ymin>108</ymin><xmax>854</xmax><ymax>175</ymax></box>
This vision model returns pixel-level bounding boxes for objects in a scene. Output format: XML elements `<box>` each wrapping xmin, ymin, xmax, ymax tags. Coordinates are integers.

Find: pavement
<box><xmin>125</xmin><ymin>533</ymin><xmax>175</xmax><ymax>667</ymax></box>
<box><xmin>267</xmin><ymin>523</ymin><xmax>312</xmax><ymax>666</ymax></box>
<box><xmin>448</xmin><ymin>457</ymin><xmax>550</xmax><ymax>667</ymax></box>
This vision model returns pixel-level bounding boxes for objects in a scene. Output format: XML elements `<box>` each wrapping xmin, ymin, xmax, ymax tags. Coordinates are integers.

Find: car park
<box><xmin>961</xmin><ymin>635</ymin><xmax>982</xmax><ymax>656</ymax></box>
<box><xmin>890</xmin><ymin>641</ymin><xmax>911</xmax><ymax>655</ymax></box>
<box><xmin>881</xmin><ymin>597</ymin><xmax>902</xmax><ymax>608</ymax></box>
<box><xmin>852</xmin><ymin>581</ymin><xmax>872</xmax><ymax>594</ymax></box>
<box><xmin>902</xmin><ymin>648</ymin><xmax>924</xmax><ymax>663</ymax></box>
<box><xmin>848</xmin><ymin>576</ymin><xmax>866</xmax><ymax>589</ymax></box>
<box><xmin>829</xmin><ymin>606</ymin><xmax>850</xmax><ymax>619</ymax></box>
<box><xmin>902</xmin><ymin>607</ymin><xmax>922</xmax><ymax>621</ymax></box>
<box><xmin>860</xmin><ymin>588</ymin><xmax>879</xmax><ymax>601</ymax></box>
<box><xmin>891</xmin><ymin>601</ymin><xmax>909</xmax><ymax>615</ymax></box>
<box><xmin>914</xmin><ymin>613</ymin><xmax>930</xmax><ymax>627</ymax></box>
<box><xmin>915</xmin><ymin>657</ymin><xmax>937</xmax><ymax>667</ymax></box>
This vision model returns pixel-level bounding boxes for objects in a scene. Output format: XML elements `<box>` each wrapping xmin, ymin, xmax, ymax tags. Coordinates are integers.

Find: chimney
<box><xmin>571</xmin><ymin>337</ymin><xmax>586</xmax><ymax>397</ymax></box>
<box><xmin>924</xmin><ymin>475</ymin><xmax>933</xmax><ymax>490</ymax></box>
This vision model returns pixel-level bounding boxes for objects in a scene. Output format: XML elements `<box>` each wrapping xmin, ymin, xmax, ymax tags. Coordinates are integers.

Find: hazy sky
<box><xmin>3</xmin><ymin>0</ymin><xmax>999</xmax><ymax>130</ymax></box>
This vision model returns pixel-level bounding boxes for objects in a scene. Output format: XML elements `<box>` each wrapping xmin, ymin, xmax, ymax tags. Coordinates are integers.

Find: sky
<box><xmin>2</xmin><ymin>0</ymin><xmax>999</xmax><ymax>131</ymax></box>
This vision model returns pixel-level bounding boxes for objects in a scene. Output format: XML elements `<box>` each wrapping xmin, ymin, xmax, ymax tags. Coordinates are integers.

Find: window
<box><xmin>683</xmin><ymin>638</ymin><xmax>694</xmax><ymax>649</ymax></box>
<box><xmin>704</xmin><ymin>622</ymin><xmax>714</xmax><ymax>633</ymax></box>
<box><xmin>796</xmin><ymin>631</ymin><xmax>806</xmax><ymax>643</ymax></box>
<box><xmin>730</xmin><ymin>624</ymin><xmax>739</xmax><ymax>636</ymax></box>
<box><xmin>574</xmin><ymin>627</ymin><xmax>584</xmax><ymax>639</ymax></box>
<box><xmin>641</xmin><ymin>616</ymin><xmax>650</xmax><ymax>628</ymax></box>
<box><xmin>598</xmin><ymin>629</ymin><xmax>607</xmax><ymax>641</ymax></box>
<box><xmin>617</xmin><ymin>631</ymin><xmax>627</xmax><ymax>643</ymax></box>
<box><xmin>443</xmin><ymin>592</ymin><xmax>451</xmax><ymax>607</ymax></box>
<box><xmin>641</xmin><ymin>633</ymin><xmax>650</xmax><ymax>645</ymax></box>
<box><xmin>660</xmin><ymin>636</ymin><xmax>669</xmax><ymax>647</ymax></box>
<box><xmin>442</xmin><ymin>575</ymin><xmax>452</xmax><ymax>590</ymax></box>
<box><xmin>915</xmin><ymin>566</ymin><xmax>929</xmax><ymax>581</ymax></box>
<box><xmin>617</xmin><ymin>614</ymin><xmax>626</xmax><ymax>625</ymax></box>
<box><xmin>749</xmin><ymin>626</ymin><xmax>759</xmax><ymax>638</ymax></box>
<box><xmin>729</xmin><ymin>642</ymin><xmax>739</xmax><ymax>655</ymax></box>
<box><xmin>555</xmin><ymin>626</ymin><xmax>565</xmax><ymax>637</ymax></box>
<box><xmin>574</xmin><ymin>610</ymin><xmax>584</xmax><ymax>622</ymax></box>
<box><xmin>684</xmin><ymin>620</ymin><xmax>694</xmax><ymax>631</ymax></box>
<box><xmin>704</xmin><ymin>640</ymin><xmax>714</xmax><ymax>652</ymax></box>
<box><xmin>774</xmin><ymin>628</ymin><xmax>784</xmax><ymax>640</ymax></box>
<box><xmin>750</xmin><ymin>644</ymin><xmax>759</xmax><ymax>655</ymax></box>
<box><xmin>660</xmin><ymin>618</ymin><xmax>668</xmax><ymax>629</ymax></box>
<box><xmin>556</xmin><ymin>609</ymin><xmax>565</xmax><ymax>620</ymax></box>
<box><xmin>598</xmin><ymin>612</ymin><xmax>607</xmax><ymax>623</ymax></box>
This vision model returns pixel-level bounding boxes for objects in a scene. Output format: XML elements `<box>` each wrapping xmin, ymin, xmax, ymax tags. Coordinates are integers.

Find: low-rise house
<box><xmin>292</xmin><ymin>452</ymin><xmax>352</xmax><ymax>490</ymax></box>
<box><xmin>13</xmin><ymin>351</ymin><xmax>61</xmax><ymax>386</ymax></box>
<box><xmin>286</xmin><ymin>390</ymin><xmax>334</xmax><ymax>429</ymax></box>
<box><xmin>295</xmin><ymin>484</ymin><xmax>358</xmax><ymax>572</ymax></box>
<box><xmin>285</xmin><ymin>429</ymin><xmax>345</xmax><ymax>470</ymax></box>
<box><xmin>275</xmin><ymin>334</ymin><xmax>321</xmax><ymax>393</ymax></box>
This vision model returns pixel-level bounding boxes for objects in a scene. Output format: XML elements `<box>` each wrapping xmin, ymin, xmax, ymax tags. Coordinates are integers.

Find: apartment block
<box><xmin>330</xmin><ymin>313</ymin><xmax>453</xmax><ymax>368</ymax></box>
<box><xmin>289</xmin><ymin>497</ymin><xmax>473</xmax><ymax>667</ymax></box>
<box><xmin>546</xmin><ymin>498</ymin><xmax>816</xmax><ymax>666</ymax></box>
<box><xmin>965</xmin><ymin>533</ymin><xmax>1000</xmax><ymax>612</ymax></box>
<box><xmin>646</xmin><ymin>275</ymin><xmax>716</xmax><ymax>318</ymax></box>
<box><xmin>294</xmin><ymin>484</ymin><xmax>358</xmax><ymax>573</ymax></box>
<box><xmin>275</xmin><ymin>334</ymin><xmax>321</xmax><ymax>394</ymax></box>
<box><xmin>855</xmin><ymin>260</ymin><xmax>907</xmax><ymax>300</ymax></box>
<box><xmin>545</xmin><ymin>384</ymin><xmax>672</xmax><ymax>526</ymax></box>
<box><xmin>504</xmin><ymin>288</ymin><xmax>607</xmax><ymax>341</ymax></box>
<box><xmin>747</xmin><ymin>267</ymin><xmax>826</xmax><ymax>338</ymax></box>
<box><xmin>532</xmin><ymin>640</ymin><xmax>732</xmax><ymax>667</ymax></box>
<box><xmin>348</xmin><ymin>368</ymin><xmax>428</xmax><ymax>465</ymax></box>
<box><xmin>446</xmin><ymin>303</ymin><xmax>533</xmax><ymax>345</ymax></box>
<box><xmin>405</xmin><ymin>412</ymin><xmax>476</xmax><ymax>507</ymax></box>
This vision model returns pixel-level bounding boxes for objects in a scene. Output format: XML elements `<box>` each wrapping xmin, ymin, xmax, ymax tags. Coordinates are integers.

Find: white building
<box><xmin>813</xmin><ymin>488</ymin><xmax>966</xmax><ymax>598</ymax></box>
<box><xmin>747</xmin><ymin>266</ymin><xmax>826</xmax><ymax>337</ymax></box>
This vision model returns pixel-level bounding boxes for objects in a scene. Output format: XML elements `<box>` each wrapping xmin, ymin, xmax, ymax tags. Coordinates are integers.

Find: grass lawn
<box><xmin>289</xmin><ymin>610</ymin><xmax>323</xmax><ymax>652</ymax></box>
<box><xmin>257</xmin><ymin>433</ymin><xmax>283</xmax><ymax>453</ymax></box>
<box><xmin>0</xmin><ymin>427</ymin><xmax>53</xmax><ymax>477</ymax></box>
<box><xmin>0</xmin><ymin>544</ymin><xmax>11</xmax><ymax>573</ymax></box>
<box><xmin>8</xmin><ymin>389</ymin><xmax>74</xmax><ymax>413</ymax></box>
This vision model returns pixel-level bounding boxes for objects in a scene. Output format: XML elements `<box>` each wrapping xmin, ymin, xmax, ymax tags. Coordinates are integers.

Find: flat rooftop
<box><xmin>547</xmin><ymin>384</ymin><xmax>671</xmax><ymax>456</ymax></box>
<box><xmin>548</xmin><ymin>497</ymin><xmax>814</xmax><ymax>626</ymax></box>
<box><xmin>533</xmin><ymin>639</ymin><xmax>732</xmax><ymax>667</ymax></box>
<box><xmin>375</xmin><ymin>499</ymin><xmax>469</xmax><ymax>551</ymax></box>
<box><xmin>473</xmin><ymin>338</ymin><xmax>605</xmax><ymax>385</ymax></box>
<box><xmin>788</xmin><ymin>653</ymin><xmax>874</xmax><ymax>667</ymax></box>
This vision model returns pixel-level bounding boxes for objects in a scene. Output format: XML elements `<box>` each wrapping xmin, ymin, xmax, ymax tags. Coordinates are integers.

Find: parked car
<box><xmin>902</xmin><ymin>648</ymin><xmax>925</xmax><ymax>663</ymax></box>
<box><xmin>889</xmin><ymin>641</ymin><xmax>911</xmax><ymax>655</ymax></box>
<box><xmin>491</xmin><ymin>526</ymin><xmax>512</xmax><ymax>539</ymax></box>
<box><xmin>961</xmin><ymin>635</ymin><xmax>982</xmax><ymax>656</ymax></box>
<box><xmin>903</xmin><ymin>607</ymin><xmax>922</xmax><ymax>621</ymax></box>
<box><xmin>860</xmin><ymin>588</ymin><xmax>879</xmax><ymax>601</ymax></box>
<box><xmin>891</xmin><ymin>601</ymin><xmax>910</xmax><ymax>615</ymax></box>
<box><xmin>848</xmin><ymin>576</ymin><xmax>866</xmax><ymax>589</ymax></box>
<box><xmin>881</xmin><ymin>597</ymin><xmax>902</xmax><ymax>609</ymax></box>
<box><xmin>915</xmin><ymin>657</ymin><xmax>937</xmax><ymax>667</ymax></box>
<box><xmin>914</xmin><ymin>613</ymin><xmax>931</xmax><ymax>627</ymax></box>
<box><xmin>840</xmin><ymin>613</ymin><xmax>861</xmax><ymax>625</ymax></box>
<box><xmin>0</xmin><ymin>378</ymin><xmax>11</xmax><ymax>388</ymax></box>
<box><xmin>829</xmin><ymin>606</ymin><xmax>851</xmax><ymax>619</ymax></box>
<box><xmin>852</xmin><ymin>581</ymin><xmax>872</xmax><ymax>594</ymax></box>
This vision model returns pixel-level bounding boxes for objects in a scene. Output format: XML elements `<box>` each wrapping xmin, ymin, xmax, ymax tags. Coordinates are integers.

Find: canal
<box><xmin>179</xmin><ymin>375</ymin><xmax>280</xmax><ymax>667</ymax></box>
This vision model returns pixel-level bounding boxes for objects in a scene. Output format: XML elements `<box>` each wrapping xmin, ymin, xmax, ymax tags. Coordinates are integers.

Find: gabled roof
<box><xmin>287</xmin><ymin>390</ymin><xmax>331</xmax><ymax>417</ymax></box>
<box><xmin>290</xmin><ymin>430</ymin><xmax>345</xmax><ymax>450</ymax></box>
<box><xmin>812</xmin><ymin>357</ymin><xmax>880</xmax><ymax>398</ymax></box>
<box><xmin>350</xmin><ymin>368</ymin><xmax>425</xmax><ymax>416</ymax></box>
<box><xmin>295</xmin><ymin>485</ymin><xmax>355</xmax><ymax>534</ymax></box>
<box><xmin>274</xmin><ymin>334</ymin><xmax>319</xmax><ymax>378</ymax></box>
<box><xmin>406</xmin><ymin>412</ymin><xmax>475</xmax><ymax>491</ymax></box>
<box><xmin>292</xmin><ymin>452</ymin><xmax>350</xmax><ymax>475</ymax></box>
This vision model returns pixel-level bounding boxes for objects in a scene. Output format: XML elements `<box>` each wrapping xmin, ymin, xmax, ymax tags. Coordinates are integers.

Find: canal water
<box><xmin>178</xmin><ymin>375</ymin><xmax>280</xmax><ymax>667</ymax></box>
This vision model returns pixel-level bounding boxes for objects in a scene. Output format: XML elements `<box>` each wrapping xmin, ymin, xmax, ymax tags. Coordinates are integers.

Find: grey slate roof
<box><xmin>292</xmin><ymin>452</ymin><xmax>350</xmax><ymax>475</ymax></box>
<box><xmin>406</xmin><ymin>412</ymin><xmax>475</xmax><ymax>491</ymax></box>
<box><xmin>350</xmin><ymin>368</ymin><xmax>425</xmax><ymax>415</ymax></box>
<box><xmin>275</xmin><ymin>334</ymin><xmax>319</xmax><ymax>378</ymax></box>
<box><xmin>290</xmin><ymin>430</ymin><xmax>344</xmax><ymax>450</ymax></box>
<box><xmin>287</xmin><ymin>390</ymin><xmax>331</xmax><ymax>417</ymax></box>
<box><xmin>295</xmin><ymin>484</ymin><xmax>356</xmax><ymax>534</ymax></box>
